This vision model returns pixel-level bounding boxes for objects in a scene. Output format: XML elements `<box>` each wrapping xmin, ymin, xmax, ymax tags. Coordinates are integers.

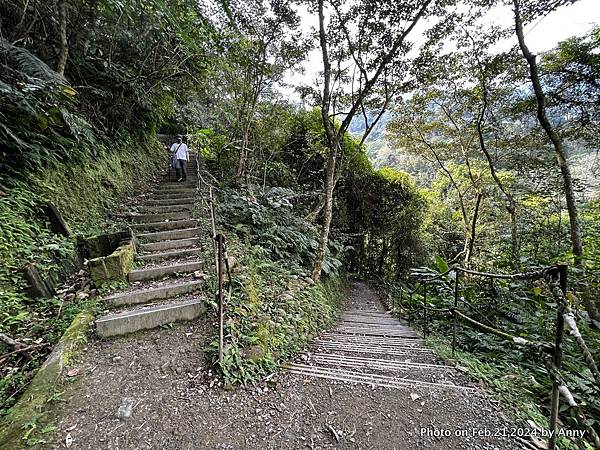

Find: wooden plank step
<box><xmin>311</xmin><ymin>354</ymin><xmax>452</xmax><ymax>371</ymax></box>
<box><xmin>286</xmin><ymin>364</ymin><xmax>475</xmax><ymax>391</ymax></box>
<box><xmin>310</xmin><ymin>343</ymin><xmax>435</xmax><ymax>358</ymax></box>
<box><xmin>313</xmin><ymin>339</ymin><xmax>432</xmax><ymax>352</ymax></box>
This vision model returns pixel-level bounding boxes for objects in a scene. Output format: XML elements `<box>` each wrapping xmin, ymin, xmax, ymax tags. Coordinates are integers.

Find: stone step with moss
<box><xmin>153</xmin><ymin>185</ymin><xmax>198</xmax><ymax>193</ymax></box>
<box><xmin>144</xmin><ymin>198</ymin><xmax>195</xmax><ymax>206</ymax></box>
<box><xmin>105</xmin><ymin>280</ymin><xmax>204</xmax><ymax>307</ymax></box>
<box><xmin>139</xmin><ymin>237</ymin><xmax>201</xmax><ymax>252</ymax></box>
<box><xmin>96</xmin><ymin>298</ymin><xmax>206</xmax><ymax>337</ymax></box>
<box><xmin>127</xmin><ymin>211</ymin><xmax>192</xmax><ymax>223</ymax></box>
<box><xmin>150</xmin><ymin>192</ymin><xmax>198</xmax><ymax>200</ymax></box>
<box><xmin>137</xmin><ymin>247</ymin><xmax>203</xmax><ymax>262</ymax></box>
<box><xmin>138</xmin><ymin>204</ymin><xmax>193</xmax><ymax>213</ymax></box>
<box><xmin>128</xmin><ymin>260</ymin><xmax>204</xmax><ymax>282</ymax></box>
<box><xmin>136</xmin><ymin>227</ymin><xmax>203</xmax><ymax>243</ymax></box>
<box><xmin>129</xmin><ymin>219</ymin><xmax>198</xmax><ymax>232</ymax></box>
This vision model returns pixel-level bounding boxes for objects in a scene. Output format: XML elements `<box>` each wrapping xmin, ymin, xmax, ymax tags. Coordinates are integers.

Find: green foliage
<box><xmin>219</xmin><ymin>184</ymin><xmax>344</xmax><ymax>275</ymax></box>
<box><xmin>428</xmin><ymin>337</ymin><xmax>581</xmax><ymax>450</ymax></box>
<box><xmin>1</xmin><ymin>0</ymin><xmax>215</xmax><ymax>175</ymax></box>
<box><xmin>340</xmin><ymin>165</ymin><xmax>426</xmax><ymax>277</ymax></box>
<box><xmin>380</xmin><ymin>275</ymin><xmax>600</xmax><ymax>447</ymax></box>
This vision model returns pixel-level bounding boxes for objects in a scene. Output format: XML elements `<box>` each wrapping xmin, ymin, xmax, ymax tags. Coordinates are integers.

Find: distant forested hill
<box><xmin>352</xmin><ymin>113</ymin><xmax>600</xmax><ymax>197</ymax></box>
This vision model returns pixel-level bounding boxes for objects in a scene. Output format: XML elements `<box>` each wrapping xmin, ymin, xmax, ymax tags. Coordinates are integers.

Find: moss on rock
<box><xmin>0</xmin><ymin>309</ymin><xmax>93</xmax><ymax>449</ymax></box>
<box><xmin>89</xmin><ymin>242</ymin><xmax>135</xmax><ymax>283</ymax></box>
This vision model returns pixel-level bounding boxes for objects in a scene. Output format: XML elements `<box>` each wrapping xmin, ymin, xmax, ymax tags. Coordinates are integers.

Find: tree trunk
<box><xmin>311</xmin><ymin>148</ymin><xmax>336</xmax><ymax>281</ymax></box>
<box><xmin>56</xmin><ymin>0</ymin><xmax>69</xmax><ymax>75</ymax></box>
<box><xmin>464</xmin><ymin>192</ymin><xmax>483</xmax><ymax>265</ymax></box>
<box><xmin>514</xmin><ymin>0</ymin><xmax>583</xmax><ymax>266</ymax></box>
<box><xmin>378</xmin><ymin>237</ymin><xmax>388</xmax><ymax>276</ymax></box>
<box><xmin>509</xmin><ymin>203</ymin><xmax>520</xmax><ymax>269</ymax></box>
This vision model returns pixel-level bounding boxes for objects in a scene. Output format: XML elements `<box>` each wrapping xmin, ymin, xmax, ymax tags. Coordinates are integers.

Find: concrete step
<box><xmin>136</xmin><ymin>227</ymin><xmax>202</xmax><ymax>243</ymax></box>
<box><xmin>165</xmin><ymin>172</ymin><xmax>198</xmax><ymax>179</ymax></box>
<box><xmin>137</xmin><ymin>247</ymin><xmax>202</xmax><ymax>262</ymax></box>
<box><xmin>140</xmin><ymin>237</ymin><xmax>201</xmax><ymax>252</ymax></box>
<box><xmin>128</xmin><ymin>261</ymin><xmax>203</xmax><ymax>281</ymax></box>
<box><xmin>104</xmin><ymin>280</ymin><xmax>204</xmax><ymax>307</ymax></box>
<box><xmin>144</xmin><ymin>198</ymin><xmax>195</xmax><ymax>206</ymax></box>
<box><xmin>129</xmin><ymin>219</ymin><xmax>198</xmax><ymax>232</ymax></box>
<box><xmin>96</xmin><ymin>299</ymin><xmax>206</xmax><ymax>337</ymax></box>
<box><xmin>138</xmin><ymin>205</ymin><xmax>193</xmax><ymax>213</ymax></box>
<box><xmin>127</xmin><ymin>211</ymin><xmax>192</xmax><ymax>223</ymax></box>
<box><xmin>151</xmin><ymin>192</ymin><xmax>197</xmax><ymax>200</ymax></box>
<box><xmin>150</xmin><ymin>192</ymin><xmax>197</xmax><ymax>199</ymax></box>
<box><xmin>154</xmin><ymin>185</ymin><xmax>197</xmax><ymax>192</ymax></box>
<box><xmin>152</xmin><ymin>192</ymin><xmax>197</xmax><ymax>199</ymax></box>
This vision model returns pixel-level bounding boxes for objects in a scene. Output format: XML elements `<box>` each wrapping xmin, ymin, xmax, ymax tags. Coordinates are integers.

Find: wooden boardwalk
<box><xmin>288</xmin><ymin>303</ymin><xmax>474</xmax><ymax>392</ymax></box>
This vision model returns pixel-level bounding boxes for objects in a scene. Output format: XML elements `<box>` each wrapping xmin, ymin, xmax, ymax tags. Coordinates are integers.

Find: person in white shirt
<box><xmin>169</xmin><ymin>135</ymin><xmax>189</xmax><ymax>182</ymax></box>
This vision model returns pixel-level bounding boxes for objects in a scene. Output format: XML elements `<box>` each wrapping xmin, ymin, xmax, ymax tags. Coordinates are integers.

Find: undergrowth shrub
<box><xmin>219</xmin><ymin>184</ymin><xmax>346</xmax><ymax>276</ymax></box>
<box><xmin>208</xmin><ymin>245</ymin><xmax>346</xmax><ymax>386</ymax></box>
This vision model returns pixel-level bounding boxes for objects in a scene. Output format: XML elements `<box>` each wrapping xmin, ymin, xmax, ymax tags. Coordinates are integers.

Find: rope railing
<box><xmin>385</xmin><ymin>263</ymin><xmax>599</xmax><ymax>450</ymax></box>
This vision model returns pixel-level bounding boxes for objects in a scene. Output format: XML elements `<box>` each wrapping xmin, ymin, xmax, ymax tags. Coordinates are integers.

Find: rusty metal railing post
<box><xmin>399</xmin><ymin>287</ymin><xmax>403</xmax><ymax>315</ymax></box>
<box><xmin>423</xmin><ymin>283</ymin><xmax>428</xmax><ymax>338</ymax></box>
<box><xmin>452</xmin><ymin>270</ymin><xmax>460</xmax><ymax>357</ymax></box>
<box><xmin>549</xmin><ymin>264</ymin><xmax>567</xmax><ymax>450</ymax></box>
<box><xmin>409</xmin><ymin>291</ymin><xmax>413</xmax><ymax>325</ymax></box>
<box><xmin>216</xmin><ymin>234</ymin><xmax>225</xmax><ymax>365</ymax></box>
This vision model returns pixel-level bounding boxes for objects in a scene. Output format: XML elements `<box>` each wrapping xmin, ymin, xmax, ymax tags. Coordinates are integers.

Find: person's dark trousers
<box><xmin>176</xmin><ymin>159</ymin><xmax>187</xmax><ymax>181</ymax></box>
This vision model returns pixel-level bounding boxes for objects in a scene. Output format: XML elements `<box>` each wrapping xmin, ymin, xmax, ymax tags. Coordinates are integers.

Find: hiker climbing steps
<box><xmin>95</xmin><ymin>154</ymin><xmax>208</xmax><ymax>338</ymax></box>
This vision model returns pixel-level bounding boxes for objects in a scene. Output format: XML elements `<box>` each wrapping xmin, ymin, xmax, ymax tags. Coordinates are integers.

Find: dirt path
<box><xmin>48</xmin><ymin>282</ymin><xmax>522</xmax><ymax>449</ymax></box>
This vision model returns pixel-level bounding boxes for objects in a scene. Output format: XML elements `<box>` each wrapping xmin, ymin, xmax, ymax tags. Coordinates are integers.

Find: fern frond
<box><xmin>0</xmin><ymin>39</ymin><xmax>66</xmax><ymax>83</ymax></box>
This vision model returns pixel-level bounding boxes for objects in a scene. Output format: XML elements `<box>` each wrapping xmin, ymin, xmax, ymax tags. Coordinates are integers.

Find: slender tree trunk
<box><xmin>311</xmin><ymin>148</ymin><xmax>336</xmax><ymax>281</ymax></box>
<box><xmin>311</xmin><ymin>0</ymin><xmax>336</xmax><ymax>282</ymax></box>
<box><xmin>378</xmin><ymin>237</ymin><xmax>388</xmax><ymax>276</ymax></box>
<box><xmin>56</xmin><ymin>0</ymin><xmax>69</xmax><ymax>75</ymax></box>
<box><xmin>474</xmin><ymin>60</ymin><xmax>520</xmax><ymax>268</ymax></box>
<box><xmin>514</xmin><ymin>0</ymin><xmax>583</xmax><ymax>265</ymax></box>
<box><xmin>464</xmin><ymin>192</ymin><xmax>483</xmax><ymax>265</ymax></box>
<box><xmin>509</xmin><ymin>204</ymin><xmax>520</xmax><ymax>269</ymax></box>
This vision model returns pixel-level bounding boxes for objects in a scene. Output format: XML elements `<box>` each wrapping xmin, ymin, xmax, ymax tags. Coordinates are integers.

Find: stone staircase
<box><xmin>96</xmin><ymin>155</ymin><xmax>208</xmax><ymax>338</ymax></box>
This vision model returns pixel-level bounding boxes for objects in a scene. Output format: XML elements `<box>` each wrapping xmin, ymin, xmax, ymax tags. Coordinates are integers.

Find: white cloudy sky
<box><xmin>284</xmin><ymin>0</ymin><xmax>600</xmax><ymax>94</ymax></box>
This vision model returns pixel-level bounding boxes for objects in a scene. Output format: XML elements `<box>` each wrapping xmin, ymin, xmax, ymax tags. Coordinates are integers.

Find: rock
<box><xmin>116</xmin><ymin>397</ymin><xmax>136</xmax><ymax>420</ymax></box>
